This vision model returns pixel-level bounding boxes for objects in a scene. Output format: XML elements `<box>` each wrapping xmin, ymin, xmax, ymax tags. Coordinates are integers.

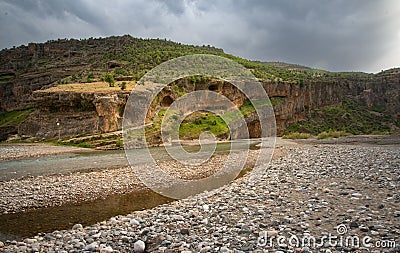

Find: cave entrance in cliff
<box><xmin>161</xmin><ymin>96</ymin><xmax>173</xmax><ymax>107</ymax></box>
<box><xmin>208</xmin><ymin>84</ymin><xmax>218</xmax><ymax>91</ymax></box>
<box><xmin>247</xmin><ymin>120</ymin><xmax>261</xmax><ymax>138</ymax></box>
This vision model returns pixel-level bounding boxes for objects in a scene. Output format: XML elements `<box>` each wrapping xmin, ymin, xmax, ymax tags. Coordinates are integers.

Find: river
<box><xmin>0</xmin><ymin>140</ymin><xmax>263</xmax><ymax>241</ymax></box>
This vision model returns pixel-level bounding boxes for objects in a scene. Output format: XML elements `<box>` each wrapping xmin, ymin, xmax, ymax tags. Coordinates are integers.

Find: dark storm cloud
<box><xmin>0</xmin><ymin>0</ymin><xmax>399</xmax><ymax>72</ymax></box>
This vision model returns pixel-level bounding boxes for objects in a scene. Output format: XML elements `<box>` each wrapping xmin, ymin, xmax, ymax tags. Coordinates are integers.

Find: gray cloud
<box><xmin>0</xmin><ymin>0</ymin><xmax>399</xmax><ymax>72</ymax></box>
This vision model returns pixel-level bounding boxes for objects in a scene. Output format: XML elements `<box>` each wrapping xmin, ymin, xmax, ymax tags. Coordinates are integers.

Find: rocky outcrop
<box><xmin>262</xmin><ymin>80</ymin><xmax>343</xmax><ymax>133</ymax></box>
<box><xmin>19</xmin><ymin>91</ymin><xmax>129</xmax><ymax>138</ymax></box>
<box><xmin>17</xmin><ymin>68</ymin><xmax>400</xmax><ymax>139</ymax></box>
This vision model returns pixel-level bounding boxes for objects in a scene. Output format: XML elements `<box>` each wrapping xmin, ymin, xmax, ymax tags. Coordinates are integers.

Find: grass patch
<box><xmin>317</xmin><ymin>131</ymin><xmax>349</xmax><ymax>139</ymax></box>
<box><xmin>283</xmin><ymin>100</ymin><xmax>394</xmax><ymax>136</ymax></box>
<box><xmin>282</xmin><ymin>132</ymin><xmax>312</xmax><ymax>139</ymax></box>
<box><xmin>56</xmin><ymin>141</ymin><xmax>93</xmax><ymax>148</ymax></box>
<box><xmin>0</xmin><ymin>108</ymin><xmax>34</xmax><ymax>127</ymax></box>
<box><xmin>239</xmin><ymin>98</ymin><xmax>283</xmax><ymax>117</ymax></box>
<box><xmin>144</xmin><ymin>109</ymin><xmax>230</xmax><ymax>143</ymax></box>
<box><xmin>270</xmin><ymin>97</ymin><xmax>285</xmax><ymax>106</ymax></box>
<box><xmin>115</xmin><ymin>140</ymin><xmax>123</xmax><ymax>148</ymax></box>
<box><xmin>239</xmin><ymin>100</ymin><xmax>256</xmax><ymax>116</ymax></box>
<box><xmin>179</xmin><ymin>111</ymin><xmax>229</xmax><ymax>139</ymax></box>
<box><xmin>37</xmin><ymin>58</ymin><xmax>51</xmax><ymax>65</ymax></box>
<box><xmin>0</xmin><ymin>74</ymin><xmax>15</xmax><ymax>82</ymax></box>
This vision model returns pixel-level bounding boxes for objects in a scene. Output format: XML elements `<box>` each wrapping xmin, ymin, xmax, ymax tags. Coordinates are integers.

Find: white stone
<box><xmin>371</xmin><ymin>230</ymin><xmax>379</xmax><ymax>235</ymax></box>
<box><xmin>171</xmin><ymin>214</ymin><xmax>184</xmax><ymax>220</ymax></box>
<box><xmin>84</xmin><ymin>242</ymin><xmax>98</xmax><ymax>251</ymax></box>
<box><xmin>130</xmin><ymin>218</ymin><xmax>140</xmax><ymax>226</ymax></box>
<box><xmin>133</xmin><ymin>240</ymin><xmax>145</xmax><ymax>253</ymax></box>
<box><xmin>110</xmin><ymin>218</ymin><xmax>118</xmax><ymax>225</ymax></box>
<box><xmin>100</xmin><ymin>245</ymin><xmax>114</xmax><ymax>253</ymax></box>
<box><xmin>220</xmin><ymin>246</ymin><xmax>230</xmax><ymax>253</ymax></box>
<box><xmin>72</xmin><ymin>224</ymin><xmax>83</xmax><ymax>230</ymax></box>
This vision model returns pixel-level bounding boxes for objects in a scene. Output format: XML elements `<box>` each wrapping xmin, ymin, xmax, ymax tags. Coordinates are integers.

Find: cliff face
<box><xmin>342</xmin><ymin>69</ymin><xmax>400</xmax><ymax>118</ymax></box>
<box><xmin>0</xmin><ymin>39</ymin><xmax>93</xmax><ymax>113</ymax></box>
<box><xmin>263</xmin><ymin>80</ymin><xmax>342</xmax><ymax>133</ymax></box>
<box><xmin>263</xmin><ymin>69</ymin><xmax>399</xmax><ymax>134</ymax></box>
<box><xmin>15</xmin><ymin>68</ymin><xmax>400</xmax><ymax>139</ymax></box>
<box><xmin>19</xmin><ymin>90</ymin><xmax>129</xmax><ymax>138</ymax></box>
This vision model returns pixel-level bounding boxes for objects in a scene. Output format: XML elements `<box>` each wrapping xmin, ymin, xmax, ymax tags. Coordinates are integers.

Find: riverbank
<box><xmin>1</xmin><ymin>137</ymin><xmax>399</xmax><ymax>252</ymax></box>
<box><xmin>0</xmin><ymin>143</ymin><xmax>91</xmax><ymax>161</ymax></box>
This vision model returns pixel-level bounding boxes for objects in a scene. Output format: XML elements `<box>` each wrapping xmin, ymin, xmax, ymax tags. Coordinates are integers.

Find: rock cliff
<box><xmin>16</xmin><ymin>69</ymin><xmax>399</xmax><ymax>139</ymax></box>
<box><xmin>19</xmin><ymin>90</ymin><xmax>129</xmax><ymax>138</ymax></box>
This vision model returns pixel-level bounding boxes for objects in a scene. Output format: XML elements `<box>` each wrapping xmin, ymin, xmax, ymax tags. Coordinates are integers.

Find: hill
<box><xmin>0</xmin><ymin>35</ymin><xmax>399</xmax><ymax>144</ymax></box>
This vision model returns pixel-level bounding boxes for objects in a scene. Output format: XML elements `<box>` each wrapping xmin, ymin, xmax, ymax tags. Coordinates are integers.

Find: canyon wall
<box><xmin>16</xmin><ymin>69</ymin><xmax>400</xmax><ymax>139</ymax></box>
<box><xmin>19</xmin><ymin>91</ymin><xmax>129</xmax><ymax>138</ymax></box>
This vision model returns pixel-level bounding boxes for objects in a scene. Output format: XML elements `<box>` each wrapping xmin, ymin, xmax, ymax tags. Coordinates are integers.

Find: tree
<box><xmin>104</xmin><ymin>73</ymin><xmax>115</xmax><ymax>87</ymax></box>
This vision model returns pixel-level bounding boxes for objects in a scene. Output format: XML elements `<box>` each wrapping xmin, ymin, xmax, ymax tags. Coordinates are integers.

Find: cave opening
<box><xmin>208</xmin><ymin>85</ymin><xmax>218</xmax><ymax>91</ymax></box>
<box><xmin>161</xmin><ymin>96</ymin><xmax>173</xmax><ymax>107</ymax></box>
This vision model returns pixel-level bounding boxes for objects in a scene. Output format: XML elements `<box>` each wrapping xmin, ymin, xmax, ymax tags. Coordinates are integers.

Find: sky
<box><xmin>0</xmin><ymin>0</ymin><xmax>399</xmax><ymax>73</ymax></box>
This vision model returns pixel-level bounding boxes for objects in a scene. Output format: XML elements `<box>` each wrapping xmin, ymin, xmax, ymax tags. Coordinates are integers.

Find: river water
<box><xmin>0</xmin><ymin>141</ymin><xmax>258</xmax><ymax>181</ymax></box>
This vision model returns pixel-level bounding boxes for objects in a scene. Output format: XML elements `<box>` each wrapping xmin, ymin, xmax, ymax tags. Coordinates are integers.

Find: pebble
<box><xmin>130</xmin><ymin>218</ymin><xmax>140</xmax><ymax>226</ymax></box>
<box><xmin>84</xmin><ymin>242</ymin><xmax>98</xmax><ymax>251</ymax></box>
<box><xmin>72</xmin><ymin>223</ymin><xmax>83</xmax><ymax>230</ymax></box>
<box><xmin>220</xmin><ymin>246</ymin><xmax>230</xmax><ymax>252</ymax></box>
<box><xmin>100</xmin><ymin>245</ymin><xmax>114</xmax><ymax>253</ymax></box>
<box><xmin>371</xmin><ymin>230</ymin><xmax>380</xmax><ymax>235</ymax></box>
<box><xmin>266</xmin><ymin>230</ymin><xmax>279</xmax><ymax>237</ymax></box>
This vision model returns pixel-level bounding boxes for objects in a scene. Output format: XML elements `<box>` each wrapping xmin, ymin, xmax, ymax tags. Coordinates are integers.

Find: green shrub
<box><xmin>116</xmin><ymin>140</ymin><xmax>123</xmax><ymax>147</ymax></box>
<box><xmin>283</xmin><ymin>100</ymin><xmax>394</xmax><ymax>136</ymax></box>
<box><xmin>120</xmin><ymin>81</ymin><xmax>127</xmax><ymax>90</ymax></box>
<box><xmin>282</xmin><ymin>132</ymin><xmax>312</xmax><ymax>139</ymax></box>
<box><xmin>0</xmin><ymin>108</ymin><xmax>34</xmax><ymax>127</ymax></box>
<box><xmin>104</xmin><ymin>73</ymin><xmax>115</xmax><ymax>87</ymax></box>
<box><xmin>317</xmin><ymin>131</ymin><xmax>349</xmax><ymax>139</ymax></box>
<box><xmin>86</xmin><ymin>77</ymin><xmax>94</xmax><ymax>83</ymax></box>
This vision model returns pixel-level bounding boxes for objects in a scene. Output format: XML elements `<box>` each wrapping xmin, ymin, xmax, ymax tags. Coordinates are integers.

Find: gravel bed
<box><xmin>0</xmin><ymin>167</ymin><xmax>144</xmax><ymax>214</ymax></box>
<box><xmin>0</xmin><ymin>144</ymin><xmax>89</xmax><ymax>161</ymax></box>
<box><xmin>1</xmin><ymin>143</ymin><xmax>399</xmax><ymax>252</ymax></box>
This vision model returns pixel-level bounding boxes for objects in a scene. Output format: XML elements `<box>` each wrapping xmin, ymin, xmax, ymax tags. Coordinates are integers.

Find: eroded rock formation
<box><xmin>17</xmin><ymin>69</ymin><xmax>400</xmax><ymax>139</ymax></box>
<box><xmin>19</xmin><ymin>91</ymin><xmax>129</xmax><ymax>138</ymax></box>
